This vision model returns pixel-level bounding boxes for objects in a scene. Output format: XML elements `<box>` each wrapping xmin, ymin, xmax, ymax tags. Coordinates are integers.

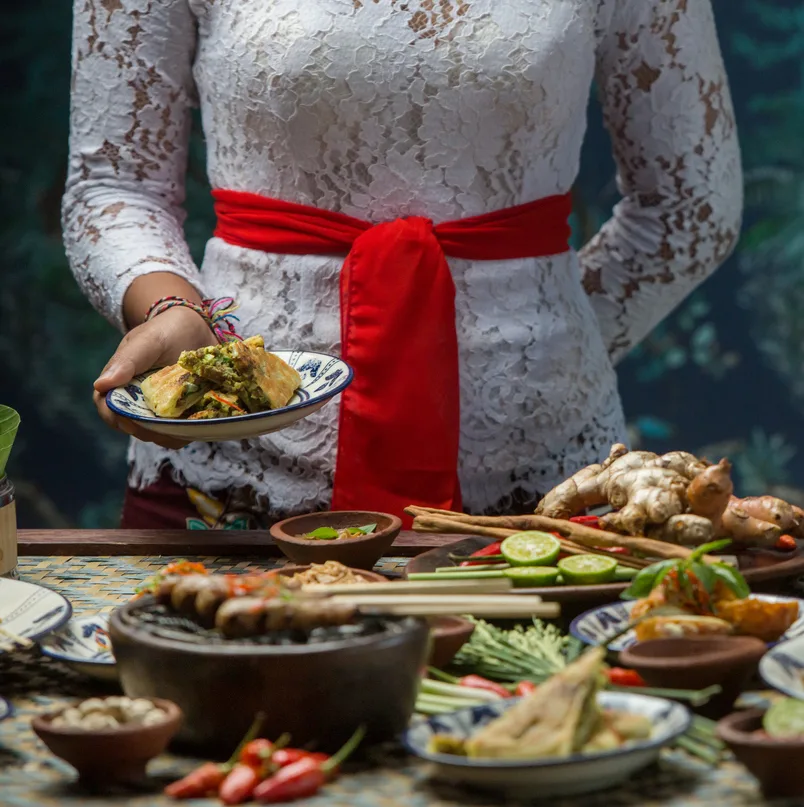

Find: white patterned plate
<box><xmin>39</xmin><ymin>613</ymin><xmax>117</xmax><ymax>682</ymax></box>
<box><xmin>0</xmin><ymin>578</ymin><xmax>72</xmax><ymax>654</ymax></box>
<box><xmin>570</xmin><ymin>594</ymin><xmax>804</xmax><ymax>652</ymax></box>
<box><xmin>760</xmin><ymin>634</ymin><xmax>804</xmax><ymax>700</ymax></box>
<box><xmin>0</xmin><ymin>696</ymin><xmax>11</xmax><ymax>721</ymax></box>
<box><xmin>403</xmin><ymin>691</ymin><xmax>691</xmax><ymax>799</ymax></box>
<box><xmin>106</xmin><ymin>350</ymin><xmax>353</xmax><ymax>441</ymax></box>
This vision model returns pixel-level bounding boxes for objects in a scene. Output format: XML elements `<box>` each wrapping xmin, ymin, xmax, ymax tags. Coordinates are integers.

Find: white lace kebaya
<box><xmin>63</xmin><ymin>0</ymin><xmax>742</xmax><ymax>516</ymax></box>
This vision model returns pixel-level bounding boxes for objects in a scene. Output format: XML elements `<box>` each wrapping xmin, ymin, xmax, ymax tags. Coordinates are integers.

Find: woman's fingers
<box><xmin>94</xmin><ymin>324</ymin><xmax>166</xmax><ymax>393</ymax></box>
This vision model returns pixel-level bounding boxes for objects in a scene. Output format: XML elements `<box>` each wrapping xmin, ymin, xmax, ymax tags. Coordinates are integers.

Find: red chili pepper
<box><xmin>458</xmin><ymin>675</ymin><xmax>512</xmax><ymax>698</ymax></box>
<box><xmin>271</xmin><ymin>749</ymin><xmax>329</xmax><ymax>769</ymax></box>
<box><xmin>606</xmin><ymin>667</ymin><xmax>647</xmax><ymax>688</ymax></box>
<box><xmin>165</xmin><ymin>713</ymin><xmax>264</xmax><ymax>800</ymax></box>
<box><xmin>240</xmin><ymin>738</ymin><xmax>276</xmax><ymax>768</ymax></box>
<box><xmin>220</xmin><ymin>763</ymin><xmax>263</xmax><ymax>805</ymax></box>
<box><xmin>595</xmin><ymin>546</ymin><xmax>631</xmax><ymax>555</ymax></box>
<box><xmin>254</xmin><ymin>726</ymin><xmax>365</xmax><ymax>803</ymax></box>
<box><xmin>514</xmin><ymin>681</ymin><xmax>537</xmax><ymax>697</ymax></box>
<box><xmin>776</xmin><ymin>535</ymin><xmax>797</xmax><ymax>552</ymax></box>
<box><xmin>459</xmin><ymin>541</ymin><xmax>504</xmax><ymax>566</ymax></box>
<box><xmin>570</xmin><ymin>515</ymin><xmax>601</xmax><ymax>528</ymax></box>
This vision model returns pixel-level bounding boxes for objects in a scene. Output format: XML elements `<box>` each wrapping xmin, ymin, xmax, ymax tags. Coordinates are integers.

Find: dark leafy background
<box><xmin>2</xmin><ymin>1</ymin><xmax>802</xmax><ymax>528</ymax></box>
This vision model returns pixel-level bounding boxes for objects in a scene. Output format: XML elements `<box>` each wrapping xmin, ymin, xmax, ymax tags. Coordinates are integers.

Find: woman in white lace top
<box><xmin>64</xmin><ymin>0</ymin><xmax>742</xmax><ymax>529</ymax></box>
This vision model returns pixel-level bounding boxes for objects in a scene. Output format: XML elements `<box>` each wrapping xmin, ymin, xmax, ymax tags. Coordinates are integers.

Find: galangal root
<box><xmin>535</xmin><ymin>444</ymin><xmax>803</xmax><ymax>549</ymax></box>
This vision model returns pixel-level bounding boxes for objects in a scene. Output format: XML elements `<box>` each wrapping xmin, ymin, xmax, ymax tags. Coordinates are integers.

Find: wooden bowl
<box><xmin>109</xmin><ymin>596</ymin><xmax>429</xmax><ymax>755</ymax></box>
<box><xmin>717</xmin><ymin>707</ymin><xmax>804</xmax><ymax>799</ymax></box>
<box><xmin>277</xmin><ymin>565</ymin><xmax>387</xmax><ymax>584</ymax></box>
<box><xmin>270</xmin><ymin>511</ymin><xmax>402</xmax><ymax>570</ymax></box>
<box><xmin>428</xmin><ymin>616</ymin><xmax>475</xmax><ymax>669</ymax></box>
<box><xmin>618</xmin><ymin>636</ymin><xmax>767</xmax><ymax>718</ymax></box>
<box><xmin>31</xmin><ymin>698</ymin><xmax>181</xmax><ymax>786</ymax></box>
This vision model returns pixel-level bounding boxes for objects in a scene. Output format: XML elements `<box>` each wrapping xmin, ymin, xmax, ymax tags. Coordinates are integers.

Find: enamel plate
<box><xmin>106</xmin><ymin>350</ymin><xmax>353</xmax><ymax>441</ymax></box>
<box><xmin>403</xmin><ymin>691</ymin><xmax>691</xmax><ymax>799</ymax></box>
<box><xmin>570</xmin><ymin>594</ymin><xmax>804</xmax><ymax>652</ymax></box>
<box><xmin>0</xmin><ymin>578</ymin><xmax>72</xmax><ymax>654</ymax></box>
<box><xmin>39</xmin><ymin>613</ymin><xmax>117</xmax><ymax>682</ymax></box>
<box><xmin>760</xmin><ymin>634</ymin><xmax>804</xmax><ymax>700</ymax></box>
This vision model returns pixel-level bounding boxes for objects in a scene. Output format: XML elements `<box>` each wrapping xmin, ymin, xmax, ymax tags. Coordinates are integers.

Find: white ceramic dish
<box><xmin>105</xmin><ymin>350</ymin><xmax>353</xmax><ymax>441</ymax></box>
<box><xmin>570</xmin><ymin>594</ymin><xmax>804</xmax><ymax>652</ymax></box>
<box><xmin>0</xmin><ymin>696</ymin><xmax>11</xmax><ymax>721</ymax></box>
<box><xmin>0</xmin><ymin>578</ymin><xmax>72</xmax><ymax>654</ymax></box>
<box><xmin>39</xmin><ymin>613</ymin><xmax>116</xmax><ymax>682</ymax></box>
<box><xmin>760</xmin><ymin>634</ymin><xmax>804</xmax><ymax>700</ymax></box>
<box><xmin>403</xmin><ymin>691</ymin><xmax>691</xmax><ymax>799</ymax></box>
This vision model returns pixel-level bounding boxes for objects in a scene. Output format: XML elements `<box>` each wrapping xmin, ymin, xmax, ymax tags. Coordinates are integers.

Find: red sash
<box><xmin>213</xmin><ymin>190</ymin><xmax>572</xmax><ymax>526</ymax></box>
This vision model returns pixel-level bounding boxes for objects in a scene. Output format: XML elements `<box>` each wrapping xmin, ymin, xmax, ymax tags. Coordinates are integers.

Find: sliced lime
<box><xmin>504</xmin><ymin>566</ymin><xmax>561</xmax><ymax>588</ymax></box>
<box><xmin>763</xmin><ymin>698</ymin><xmax>804</xmax><ymax>738</ymax></box>
<box><xmin>500</xmin><ymin>532</ymin><xmax>561</xmax><ymax>567</ymax></box>
<box><xmin>557</xmin><ymin>554</ymin><xmax>618</xmax><ymax>585</ymax></box>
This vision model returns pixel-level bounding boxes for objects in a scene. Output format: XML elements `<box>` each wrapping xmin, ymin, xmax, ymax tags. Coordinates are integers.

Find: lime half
<box><xmin>504</xmin><ymin>566</ymin><xmax>561</xmax><ymax>588</ymax></box>
<box><xmin>557</xmin><ymin>554</ymin><xmax>618</xmax><ymax>585</ymax></box>
<box><xmin>500</xmin><ymin>532</ymin><xmax>561</xmax><ymax>567</ymax></box>
<box><xmin>764</xmin><ymin>698</ymin><xmax>804</xmax><ymax>738</ymax></box>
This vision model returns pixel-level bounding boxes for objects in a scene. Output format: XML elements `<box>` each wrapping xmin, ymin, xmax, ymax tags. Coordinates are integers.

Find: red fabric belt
<box><xmin>212</xmin><ymin>189</ymin><xmax>573</xmax><ymax>526</ymax></box>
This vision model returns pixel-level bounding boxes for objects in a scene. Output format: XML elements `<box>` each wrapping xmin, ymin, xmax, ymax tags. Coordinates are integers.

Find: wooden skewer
<box><xmin>329</xmin><ymin>594</ymin><xmax>543</xmax><ymax>606</ymax></box>
<box><xmin>301</xmin><ymin>579</ymin><xmax>513</xmax><ymax>596</ymax></box>
<box><xmin>0</xmin><ymin>625</ymin><xmax>33</xmax><ymax>650</ymax></box>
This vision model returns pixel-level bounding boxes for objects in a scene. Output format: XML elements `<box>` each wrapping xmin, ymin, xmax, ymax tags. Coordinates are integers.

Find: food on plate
<box><xmin>760</xmin><ymin>698</ymin><xmax>804</xmax><ymax>739</ymax></box>
<box><xmin>427</xmin><ymin>648</ymin><xmax>652</xmax><ymax>759</ymax></box>
<box><xmin>140</xmin><ymin>364</ymin><xmax>211</xmax><ymax>418</ymax></box>
<box><xmin>214</xmin><ymin>597</ymin><xmax>356</xmax><ymax>638</ymax></box>
<box><xmin>51</xmin><ymin>696</ymin><xmax>168</xmax><ymax>730</ymax></box>
<box><xmin>140</xmin><ymin>335</ymin><xmax>301</xmax><ymax>420</ymax></box>
<box><xmin>303</xmin><ymin>524</ymin><xmax>377</xmax><ymax>541</ymax></box>
<box><xmin>623</xmin><ymin>540</ymin><xmax>799</xmax><ymax>643</ymax></box>
<box><xmin>283</xmin><ymin>561</ymin><xmax>366</xmax><ymax>587</ymax></box>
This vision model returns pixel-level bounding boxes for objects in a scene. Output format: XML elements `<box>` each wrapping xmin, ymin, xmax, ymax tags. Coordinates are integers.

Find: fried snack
<box><xmin>714</xmin><ymin>597</ymin><xmax>799</xmax><ymax>643</ymax></box>
<box><xmin>633</xmin><ymin>615</ymin><xmax>733</xmax><ymax>642</ymax></box>
<box><xmin>140</xmin><ymin>365</ymin><xmax>210</xmax><ymax>418</ymax></box>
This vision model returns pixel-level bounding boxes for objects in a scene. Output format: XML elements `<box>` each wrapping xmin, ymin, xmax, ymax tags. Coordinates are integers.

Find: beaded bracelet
<box><xmin>145</xmin><ymin>296</ymin><xmax>243</xmax><ymax>343</ymax></box>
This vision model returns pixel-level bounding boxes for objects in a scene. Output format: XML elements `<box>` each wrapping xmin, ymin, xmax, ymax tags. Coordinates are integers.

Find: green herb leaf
<box><xmin>621</xmin><ymin>559</ymin><xmax>678</xmax><ymax>600</ymax></box>
<box><xmin>690</xmin><ymin>539</ymin><xmax>732</xmax><ymax>562</ymax></box>
<box><xmin>708</xmin><ymin>563</ymin><xmax>750</xmax><ymax>599</ymax></box>
<box><xmin>306</xmin><ymin>527</ymin><xmax>340</xmax><ymax>540</ymax></box>
<box><xmin>355</xmin><ymin>523</ymin><xmax>377</xmax><ymax>535</ymax></box>
<box><xmin>0</xmin><ymin>405</ymin><xmax>20</xmax><ymax>477</ymax></box>
<box><xmin>690</xmin><ymin>561</ymin><xmax>717</xmax><ymax>594</ymax></box>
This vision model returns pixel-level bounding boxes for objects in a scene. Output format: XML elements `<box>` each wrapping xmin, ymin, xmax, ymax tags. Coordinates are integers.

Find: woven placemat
<box><xmin>0</xmin><ymin>556</ymin><xmax>778</xmax><ymax>807</ymax></box>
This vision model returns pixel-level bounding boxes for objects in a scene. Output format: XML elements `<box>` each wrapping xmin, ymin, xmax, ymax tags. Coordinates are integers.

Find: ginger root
<box><xmin>686</xmin><ymin>458</ymin><xmax>733</xmax><ymax>534</ymax></box>
<box><xmin>647</xmin><ymin>514</ymin><xmax>715</xmax><ymax>545</ymax></box>
<box><xmin>719</xmin><ymin>497</ymin><xmax>783</xmax><ymax>547</ymax></box>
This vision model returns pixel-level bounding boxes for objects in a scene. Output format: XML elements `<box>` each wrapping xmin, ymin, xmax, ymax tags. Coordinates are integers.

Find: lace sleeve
<box><xmin>581</xmin><ymin>0</ymin><xmax>743</xmax><ymax>364</ymax></box>
<box><xmin>62</xmin><ymin>0</ymin><xmax>204</xmax><ymax>331</ymax></box>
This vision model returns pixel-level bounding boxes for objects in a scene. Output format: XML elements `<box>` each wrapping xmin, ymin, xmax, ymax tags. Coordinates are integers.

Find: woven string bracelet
<box><xmin>145</xmin><ymin>296</ymin><xmax>243</xmax><ymax>343</ymax></box>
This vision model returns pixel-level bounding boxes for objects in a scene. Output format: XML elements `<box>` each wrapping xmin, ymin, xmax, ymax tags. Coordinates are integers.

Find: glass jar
<box><xmin>0</xmin><ymin>475</ymin><xmax>17</xmax><ymax>578</ymax></box>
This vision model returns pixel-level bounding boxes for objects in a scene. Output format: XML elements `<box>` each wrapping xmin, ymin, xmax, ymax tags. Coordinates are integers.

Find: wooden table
<box><xmin>0</xmin><ymin>531</ymin><xmax>783</xmax><ymax>806</ymax></box>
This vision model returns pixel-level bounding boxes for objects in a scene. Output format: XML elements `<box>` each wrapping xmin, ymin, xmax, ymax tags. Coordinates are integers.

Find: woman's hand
<box><xmin>93</xmin><ymin>306</ymin><xmax>217</xmax><ymax>449</ymax></box>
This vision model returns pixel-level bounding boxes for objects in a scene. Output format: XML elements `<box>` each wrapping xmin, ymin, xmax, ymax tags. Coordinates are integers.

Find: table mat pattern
<box><xmin>0</xmin><ymin>555</ymin><xmax>796</xmax><ymax>806</ymax></box>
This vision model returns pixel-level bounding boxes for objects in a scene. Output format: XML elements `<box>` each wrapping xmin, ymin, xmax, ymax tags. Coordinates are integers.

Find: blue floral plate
<box><xmin>0</xmin><ymin>577</ymin><xmax>72</xmax><ymax>655</ymax></box>
<box><xmin>570</xmin><ymin>594</ymin><xmax>804</xmax><ymax>652</ymax></box>
<box><xmin>760</xmin><ymin>634</ymin><xmax>804</xmax><ymax>700</ymax></box>
<box><xmin>0</xmin><ymin>696</ymin><xmax>12</xmax><ymax>721</ymax></box>
<box><xmin>39</xmin><ymin>613</ymin><xmax>116</xmax><ymax>682</ymax></box>
<box><xmin>106</xmin><ymin>350</ymin><xmax>353</xmax><ymax>442</ymax></box>
<box><xmin>403</xmin><ymin>691</ymin><xmax>691</xmax><ymax>799</ymax></box>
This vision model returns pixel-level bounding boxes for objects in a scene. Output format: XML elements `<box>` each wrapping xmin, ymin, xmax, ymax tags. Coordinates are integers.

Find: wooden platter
<box><xmin>404</xmin><ymin>536</ymin><xmax>804</xmax><ymax>609</ymax></box>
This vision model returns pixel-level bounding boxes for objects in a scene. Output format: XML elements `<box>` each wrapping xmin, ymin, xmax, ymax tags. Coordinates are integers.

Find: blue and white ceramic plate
<box><xmin>106</xmin><ymin>350</ymin><xmax>353</xmax><ymax>441</ymax></box>
<box><xmin>403</xmin><ymin>691</ymin><xmax>691</xmax><ymax>799</ymax></box>
<box><xmin>0</xmin><ymin>578</ymin><xmax>71</xmax><ymax>655</ymax></box>
<box><xmin>760</xmin><ymin>634</ymin><xmax>804</xmax><ymax>700</ymax></box>
<box><xmin>39</xmin><ymin>613</ymin><xmax>117</xmax><ymax>682</ymax></box>
<box><xmin>0</xmin><ymin>696</ymin><xmax>12</xmax><ymax>721</ymax></box>
<box><xmin>570</xmin><ymin>594</ymin><xmax>804</xmax><ymax>652</ymax></box>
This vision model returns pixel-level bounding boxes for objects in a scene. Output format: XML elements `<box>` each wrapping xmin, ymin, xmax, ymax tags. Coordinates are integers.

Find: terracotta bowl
<box><xmin>269</xmin><ymin>511</ymin><xmax>402</xmax><ymax>570</ymax></box>
<box><xmin>277</xmin><ymin>564</ymin><xmax>387</xmax><ymax>584</ymax></box>
<box><xmin>109</xmin><ymin>596</ymin><xmax>429</xmax><ymax>756</ymax></box>
<box><xmin>31</xmin><ymin>698</ymin><xmax>181</xmax><ymax>787</ymax></box>
<box><xmin>618</xmin><ymin>636</ymin><xmax>767</xmax><ymax>718</ymax></box>
<box><xmin>428</xmin><ymin>616</ymin><xmax>475</xmax><ymax>669</ymax></box>
<box><xmin>717</xmin><ymin>707</ymin><xmax>804</xmax><ymax>800</ymax></box>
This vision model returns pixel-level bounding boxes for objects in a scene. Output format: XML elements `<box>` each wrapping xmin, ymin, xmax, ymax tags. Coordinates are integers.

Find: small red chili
<box><xmin>271</xmin><ymin>749</ymin><xmax>329</xmax><ymax>769</ymax></box>
<box><xmin>240</xmin><ymin>738</ymin><xmax>276</xmax><ymax>768</ymax></box>
<box><xmin>606</xmin><ymin>667</ymin><xmax>647</xmax><ymax>688</ymax></box>
<box><xmin>220</xmin><ymin>763</ymin><xmax>263</xmax><ymax>805</ymax></box>
<box><xmin>460</xmin><ymin>542</ymin><xmax>504</xmax><ymax>566</ymax></box>
<box><xmin>459</xmin><ymin>675</ymin><xmax>512</xmax><ymax>698</ymax></box>
<box><xmin>514</xmin><ymin>681</ymin><xmax>537</xmax><ymax>697</ymax></box>
<box><xmin>776</xmin><ymin>535</ymin><xmax>797</xmax><ymax>552</ymax></box>
<box><xmin>570</xmin><ymin>515</ymin><xmax>601</xmax><ymax>528</ymax></box>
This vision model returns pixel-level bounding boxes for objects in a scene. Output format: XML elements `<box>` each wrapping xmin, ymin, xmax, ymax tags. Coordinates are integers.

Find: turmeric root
<box><xmin>735</xmin><ymin>496</ymin><xmax>797</xmax><ymax>532</ymax></box>
<box><xmin>719</xmin><ymin>498</ymin><xmax>782</xmax><ymax>547</ymax></box>
<box><xmin>687</xmin><ymin>458</ymin><xmax>733</xmax><ymax>533</ymax></box>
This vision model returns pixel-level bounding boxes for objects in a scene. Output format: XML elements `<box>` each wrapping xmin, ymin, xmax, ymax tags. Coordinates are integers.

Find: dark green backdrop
<box><xmin>2</xmin><ymin>2</ymin><xmax>802</xmax><ymax>528</ymax></box>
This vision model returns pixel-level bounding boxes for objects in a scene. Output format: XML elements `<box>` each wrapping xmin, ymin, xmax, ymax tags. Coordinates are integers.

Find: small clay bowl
<box><xmin>618</xmin><ymin>636</ymin><xmax>767</xmax><ymax>718</ymax></box>
<box><xmin>428</xmin><ymin>616</ymin><xmax>475</xmax><ymax>669</ymax></box>
<box><xmin>31</xmin><ymin>698</ymin><xmax>182</xmax><ymax>787</ymax></box>
<box><xmin>717</xmin><ymin>707</ymin><xmax>804</xmax><ymax>800</ymax></box>
<box><xmin>270</xmin><ymin>511</ymin><xmax>402</xmax><ymax>570</ymax></box>
<box><xmin>277</xmin><ymin>564</ymin><xmax>387</xmax><ymax>584</ymax></box>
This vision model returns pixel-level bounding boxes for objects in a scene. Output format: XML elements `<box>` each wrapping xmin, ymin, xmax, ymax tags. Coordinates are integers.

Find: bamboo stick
<box><xmin>357</xmin><ymin>603</ymin><xmax>561</xmax><ymax>618</ymax></box>
<box><xmin>329</xmin><ymin>594</ymin><xmax>559</xmax><ymax>619</ymax></box>
<box><xmin>301</xmin><ymin>578</ymin><xmax>513</xmax><ymax>596</ymax></box>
